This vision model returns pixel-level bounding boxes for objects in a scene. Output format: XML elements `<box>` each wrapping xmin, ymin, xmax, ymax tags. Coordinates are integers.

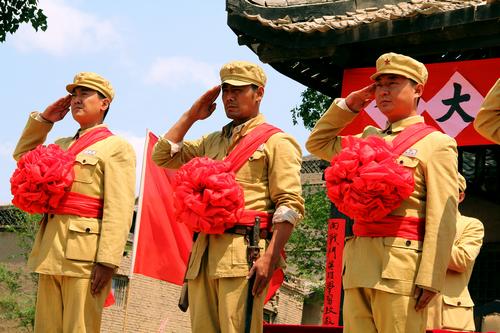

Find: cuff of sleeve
<box><xmin>32</xmin><ymin>111</ymin><xmax>54</xmax><ymax>124</ymax></box>
<box><xmin>416</xmin><ymin>285</ymin><xmax>440</xmax><ymax>294</ymax></box>
<box><xmin>335</xmin><ymin>98</ymin><xmax>357</xmax><ymax>114</ymax></box>
<box><xmin>98</xmin><ymin>262</ymin><xmax>118</xmax><ymax>269</ymax></box>
<box><xmin>164</xmin><ymin>137</ymin><xmax>183</xmax><ymax>156</ymax></box>
<box><xmin>272</xmin><ymin>206</ymin><xmax>302</xmax><ymax>227</ymax></box>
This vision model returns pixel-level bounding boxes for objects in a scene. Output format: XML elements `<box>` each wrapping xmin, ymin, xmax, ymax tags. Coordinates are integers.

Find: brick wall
<box><xmin>102</xmin><ymin>252</ymin><xmax>307</xmax><ymax>332</ymax></box>
<box><xmin>101</xmin><ymin>254</ymin><xmax>190</xmax><ymax>333</ymax></box>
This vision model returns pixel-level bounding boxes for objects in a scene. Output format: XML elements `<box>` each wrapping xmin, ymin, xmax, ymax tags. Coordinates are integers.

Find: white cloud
<box><xmin>11</xmin><ymin>0</ymin><xmax>121</xmax><ymax>57</ymax></box>
<box><xmin>144</xmin><ymin>57</ymin><xmax>219</xmax><ymax>89</ymax></box>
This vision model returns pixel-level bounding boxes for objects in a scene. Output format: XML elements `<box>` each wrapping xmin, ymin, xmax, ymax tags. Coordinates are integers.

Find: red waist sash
<box><xmin>353</xmin><ymin>216</ymin><xmax>425</xmax><ymax>241</ymax></box>
<box><xmin>48</xmin><ymin>191</ymin><xmax>104</xmax><ymax>219</ymax></box>
<box><xmin>235</xmin><ymin>210</ymin><xmax>272</xmax><ymax>230</ymax></box>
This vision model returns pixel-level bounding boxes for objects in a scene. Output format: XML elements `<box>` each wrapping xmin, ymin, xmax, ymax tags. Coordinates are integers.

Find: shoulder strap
<box><xmin>224</xmin><ymin>123</ymin><xmax>282</xmax><ymax>172</ymax></box>
<box><xmin>392</xmin><ymin>122</ymin><xmax>437</xmax><ymax>156</ymax></box>
<box><xmin>67</xmin><ymin>127</ymin><xmax>114</xmax><ymax>155</ymax></box>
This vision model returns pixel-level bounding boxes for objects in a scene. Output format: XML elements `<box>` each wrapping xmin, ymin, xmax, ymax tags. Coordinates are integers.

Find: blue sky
<box><xmin>0</xmin><ymin>0</ymin><xmax>310</xmax><ymax>204</ymax></box>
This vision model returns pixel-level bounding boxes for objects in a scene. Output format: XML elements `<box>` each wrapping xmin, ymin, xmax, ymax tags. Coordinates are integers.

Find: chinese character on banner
<box><xmin>341</xmin><ymin>58</ymin><xmax>500</xmax><ymax>146</ymax></box>
<box><xmin>322</xmin><ymin>218</ymin><xmax>345</xmax><ymax>326</ymax></box>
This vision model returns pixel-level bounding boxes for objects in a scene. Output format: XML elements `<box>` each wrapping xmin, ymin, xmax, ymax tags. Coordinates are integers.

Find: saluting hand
<box><xmin>186</xmin><ymin>85</ymin><xmax>221</xmax><ymax>121</ymax></box>
<box><xmin>40</xmin><ymin>95</ymin><xmax>72</xmax><ymax>123</ymax></box>
<box><xmin>345</xmin><ymin>83</ymin><xmax>376</xmax><ymax>113</ymax></box>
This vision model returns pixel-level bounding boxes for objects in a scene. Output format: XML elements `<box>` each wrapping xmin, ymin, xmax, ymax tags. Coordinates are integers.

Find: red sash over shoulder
<box><xmin>325</xmin><ymin>122</ymin><xmax>436</xmax><ymax>240</ymax></box>
<box><xmin>11</xmin><ymin>127</ymin><xmax>113</xmax><ymax>217</ymax></box>
<box><xmin>175</xmin><ymin>123</ymin><xmax>281</xmax><ymax>234</ymax></box>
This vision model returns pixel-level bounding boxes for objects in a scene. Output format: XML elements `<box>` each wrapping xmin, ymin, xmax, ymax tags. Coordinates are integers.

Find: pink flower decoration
<box><xmin>10</xmin><ymin>144</ymin><xmax>75</xmax><ymax>214</ymax></box>
<box><xmin>325</xmin><ymin>136</ymin><xmax>415</xmax><ymax>222</ymax></box>
<box><xmin>174</xmin><ymin>157</ymin><xmax>245</xmax><ymax>234</ymax></box>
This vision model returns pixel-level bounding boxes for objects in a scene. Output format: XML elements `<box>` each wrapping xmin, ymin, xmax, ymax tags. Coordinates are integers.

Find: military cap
<box><xmin>66</xmin><ymin>72</ymin><xmax>115</xmax><ymax>101</ymax></box>
<box><xmin>220</xmin><ymin>61</ymin><xmax>267</xmax><ymax>87</ymax></box>
<box><xmin>371</xmin><ymin>52</ymin><xmax>428</xmax><ymax>85</ymax></box>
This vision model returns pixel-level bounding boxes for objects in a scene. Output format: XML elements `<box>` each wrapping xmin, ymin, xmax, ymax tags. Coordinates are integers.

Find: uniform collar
<box><xmin>73</xmin><ymin>123</ymin><xmax>108</xmax><ymax>140</ymax></box>
<box><xmin>382</xmin><ymin>115</ymin><xmax>424</xmax><ymax>134</ymax></box>
<box><xmin>221</xmin><ymin>113</ymin><xmax>266</xmax><ymax>138</ymax></box>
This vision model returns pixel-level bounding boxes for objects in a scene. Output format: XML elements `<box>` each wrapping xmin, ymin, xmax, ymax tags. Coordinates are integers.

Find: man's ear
<box><xmin>101</xmin><ymin>98</ymin><xmax>110</xmax><ymax>111</ymax></box>
<box><xmin>414</xmin><ymin>83</ymin><xmax>424</xmax><ymax>98</ymax></box>
<box><xmin>256</xmin><ymin>86</ymin><xmax>264</xmax><ymax>103</ymax></box>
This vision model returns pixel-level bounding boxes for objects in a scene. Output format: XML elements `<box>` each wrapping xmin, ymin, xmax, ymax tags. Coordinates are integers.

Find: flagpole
<box><xmin>129</xmin><ymin>129</ymin><xmax>151</xmax><ymax>278</ymax></box>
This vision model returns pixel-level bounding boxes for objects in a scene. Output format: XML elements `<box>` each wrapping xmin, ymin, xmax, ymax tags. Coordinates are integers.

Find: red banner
<box><xmin>341</xmin><ymin>57</ymin><xmax>500</xmax><ymax>146</ymax></box>
<box><xmin>131</xmin><ymin>131</ymin><xmax>193</xmax><ymax>285</ymax></box>
<box><xmin>322</xmin><ymin>218</ymin><xmax>346</xmax><ymax>326</ymax></box>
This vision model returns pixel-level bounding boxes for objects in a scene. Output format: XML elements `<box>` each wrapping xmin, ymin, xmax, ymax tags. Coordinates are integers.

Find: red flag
<box><xmin>103</xmin><ymin>290</ymin><xmax>115</xmax><ymax>307</ymax></box>
<box><xmin>131</xmin><ymin>131</ymin><xmax>193</xmax><ymax>285</ymax></box>
<box><xmin>264</xmin><ymin>267</ymin><xmax>284</xmax><ymax>304</ymax></box>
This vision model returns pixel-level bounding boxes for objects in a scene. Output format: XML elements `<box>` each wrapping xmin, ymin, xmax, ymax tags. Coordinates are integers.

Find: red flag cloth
<box><xmin>132</xmin><ymin>131</ymin><xmax>193</xmax><ymax>285</ymax></box>
<box><xmin>264</xmin><ymin>266</ymin><xmax>284</xmax><ymax>304</ymax></box>
<box><xmin>340</xmin><ymin>57</ymin><xmax>500</xmax><ymax>146</ymax></box>
<box><xmin>103</xmin><ymin>290</ymin><xmax>115</xmax><ymax>307</ymax></box>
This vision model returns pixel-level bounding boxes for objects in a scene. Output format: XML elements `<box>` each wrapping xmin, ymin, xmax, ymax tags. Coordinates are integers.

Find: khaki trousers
<box><xmin>343</xmin><ymin>288</ymin><xmax>427</xmax><ymax>333</ymax></box>
<box><xmin>188</xmin><ymin>253</ymin><xmax>266</xmax><ymax>333</ymax></box>
<box><xmin>34</xmin><ymin>274</ymin><xmax>111</xmax><ymax>333</ymax></box>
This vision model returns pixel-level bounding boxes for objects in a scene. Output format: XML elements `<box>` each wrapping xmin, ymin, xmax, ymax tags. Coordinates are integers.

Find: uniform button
<box><xmin>85</xmin><ymin>227</ymin><xmax>91</xmax><ymax>233</ymax></box>
<box><xmin>405</xmin><ymin>240</ymin><xmax>411</xmax><ymax>246</ymax></box>
<box><xmin>399</xmin><ymin>160</ymin><xmax>404</xmax><ymax>164</ymax></box>
<box><xmin>82</xmin><ymin>159</ymin><xmax>86</xmax><ymax>163</ymax></box>
<box><xmin>49</xmin><ymin>214</ymin><xmax>55</xmax><ymax>219</ymax></box>
<box><xmin>457</xmin><ymin>301</ymin><xmax>461</xmax><ymax>306</ymax></box>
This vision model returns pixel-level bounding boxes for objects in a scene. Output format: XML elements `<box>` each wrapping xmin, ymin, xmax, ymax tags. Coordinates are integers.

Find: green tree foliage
<box><xmin>290</xmin><ymin>88</ymin><xmax>332</xmax><ymax>130</ymax></box>
<box><xmin>0</xmin><ymin>0</ymin><xmax>47</xmax><ymax>42</ymax></box>
<box><xmin>287</xmin><ymin>186</ymin><xmax>330</xmax><ymax>279</ymax></box>
<box><xmin>0</xmin><ymin>207</ymin><xmax>40</xmax><ymax>330</ymax></box>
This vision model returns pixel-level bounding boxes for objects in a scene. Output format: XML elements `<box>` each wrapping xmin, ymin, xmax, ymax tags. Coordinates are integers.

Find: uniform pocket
<box><xmin>442</xmin><ymin>297</ymin><xmax>475</xmax><ymax>331</ymax></box>
<box><xmin>74</xmin><ymin>155</ymin><xmax>99</xmax><ymax>184</ymax></box>
<box><xmin>381</xmin><ymin>237</ymin><xmax>422</xmax><ymax>281</ymax></box>
<box><xmin>65</xmin><ymin>219</ymin><xmax>101</xmax><ymax>262</ymax></box>
<box><xmin>235</xmin><ymin>150</ymin><xmax>267</xmax><ymax>183</ymax></box>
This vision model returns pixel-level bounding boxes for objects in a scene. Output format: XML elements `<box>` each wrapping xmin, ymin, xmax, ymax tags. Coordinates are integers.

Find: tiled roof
<box><xmin>243</xmin><ymin>0</ymin><xmax>487</xmax><ymax>33</ymax></box>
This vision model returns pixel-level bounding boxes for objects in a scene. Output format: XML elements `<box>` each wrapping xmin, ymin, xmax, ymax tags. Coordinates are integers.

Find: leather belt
<box><xmin>224</xmin><ymin>225</ymin><xmax>272</xmax><ymax>240</ymax></box>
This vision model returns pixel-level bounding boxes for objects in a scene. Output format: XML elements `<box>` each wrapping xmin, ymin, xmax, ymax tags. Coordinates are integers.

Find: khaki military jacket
<box><xmin>152</xmin><ymin>113</ymin><xmax>304</xmax><ymax>279</ymax></box>
<box><xmin>474</xmin><ymin>78</ymin><xmax>500</xmax><ymax>144</ymax></box>
<box><xmin>13</xmin><ymin>113</ymin><xmax>136</xmax><ymax>277</ymax></box>
<box><xmin>306</xmin><ymin>102</ymin><xmax>458</xmax><ymax>295</ymax></box>
<box><xmin>427</xmin><ymin>214</ymin><xmax>484</xmax><ymax>331</ymax></box>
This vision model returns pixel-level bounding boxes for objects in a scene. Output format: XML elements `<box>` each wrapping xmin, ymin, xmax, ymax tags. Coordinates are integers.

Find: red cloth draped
<box><xmin>353</xmin><ymin>216</ymin><xmax>425</xmax><ymax>241</ymax></box>
<box><xmin>174</xmin><ymin>123</ymin><xmax>281</xmax><ymax>234</ymax></box>
<box><xmin>48</xmin><ymin>191</ymin><xmax>104</xmax><ymax>218</ymax></box>
<box><xmin>325</xmin><ymin>135</ymin><xmax>415</xmax><ymax>222</ymax></box>
<box><xmin>325</xmin><ymin>123</ymin><xmax>436</xmax><ymax>223</ymax></box>
<box><xmin>10</xmin><ymin>127</ymin><xmax>113</xmax><ymax>214</ymax></box>
<box><xmin>174</xmin><ymin>157</ymin><xmax>245</xmax><ymax>234</ymax></box>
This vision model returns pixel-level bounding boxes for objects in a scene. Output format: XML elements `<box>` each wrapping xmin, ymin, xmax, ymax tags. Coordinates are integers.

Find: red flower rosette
<box><xmin>10</xmin><ymin>144</ymin><xmax>75</xmax><ymax>214</ymax></box>
<box><xmin>324</xmin><ymin>136</ymin><xmax>415</xmax><ymax>222</ymax></box>
<box><xmin>174</xmin><ymin>157</ymin><xmax>245</xmax><ymax>234</ymax></box>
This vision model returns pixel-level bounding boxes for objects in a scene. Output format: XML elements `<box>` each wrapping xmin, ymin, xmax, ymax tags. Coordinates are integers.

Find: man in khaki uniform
<box><xmin>474</xmin><ymin>78</ymin><xmax>500</xmax><ymax>144</ymax></box>
<box><xmin>306</xmin><ymin>53</ymin><xmax>458</xmax><ymax>333</ymax></box>
<box><xmin>13</xmin><ymin>73</ymin><xmax>136</xmax><ymax>332</ymax></box>
<box><xmin>427</xmin><ymin>174</ymin><xmax>484</xmax><ymax>332</ymax></box>
<box><xmin>152</xmin><ymin>61</ymin><xmax>304</xmax><ymax>333</ymax></box>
